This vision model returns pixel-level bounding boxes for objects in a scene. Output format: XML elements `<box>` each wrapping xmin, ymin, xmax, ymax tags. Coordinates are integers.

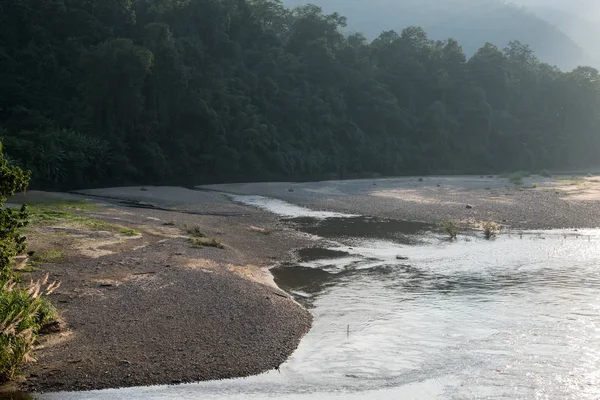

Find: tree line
<box><xmin>1</xmin><ymin>0</ymin><xmax>599</xmax><ymax>189</ymax></box>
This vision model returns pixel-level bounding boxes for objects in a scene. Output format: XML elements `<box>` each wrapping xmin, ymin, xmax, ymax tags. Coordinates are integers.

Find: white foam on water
<box><xmin>229</xmin><ymin>195</ymin><xmax>357</xmax><ymax>219</ymax></box>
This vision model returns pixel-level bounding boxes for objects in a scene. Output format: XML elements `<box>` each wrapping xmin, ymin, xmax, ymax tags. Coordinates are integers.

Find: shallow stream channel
<box><xmin>44</xmin><ymin>196</ymin><xmax>600</xmax><ymax>399</ymax></box>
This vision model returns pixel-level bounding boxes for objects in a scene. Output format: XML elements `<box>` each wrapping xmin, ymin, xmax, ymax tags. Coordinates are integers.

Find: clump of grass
<box><xmin>508</xmin><ymin>172</ymin><xmax>524</xmax><ymax>185</ymax></box>
<box><xmin>189</xmin><ymin>237</ymin><xmax>225</xmax><ymax>249</ymax></box>
<box><xmin>481</xmin><ymin>221</ymin><xmax>500</xmax><ymax>239</ymax></box>
<box><xmin>185</xmin><ymin>225</ymin><xmax>206</xmax><ymax>238</ymax></box>
<box><xmin>441</xmin><ymin>220</ymin><xmax>459</xmax><ymax>239</ymax></box>
<box><xmin>28</xmin><ymin>199</ymin><xmax>98</xmax><ymax>212</ymax></box>
<box><xmin>119</xmin><ymin>228</ymin><xmax>139</xmax><ymax>237</ymax></box>
<box><xmin>0</xmin><ymin>275</ymin><xmax>60</xmax><ymax>383</ymax></box>
<box><xmin>539</xmin><ymin>169</ymin><xmax>551</xmax><ymax>177</ymax></box>
<box><xmin>31</xmin><ymin>249</ymin><xmax>64</xmax><ymax>264</ymax></box>
<box><xmin>28</xmin><ymin>207</ymin><xmax>138</xmax><ymax>236</ymax></box>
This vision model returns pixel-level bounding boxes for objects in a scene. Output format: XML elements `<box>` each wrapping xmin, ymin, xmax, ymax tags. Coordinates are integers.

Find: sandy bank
<box><xmin>6</xmin><ymin>188</ymin><xmax>314</xmax><ymax>393</ymax></box>
<box><xmin>200</xmin><ymin>174</ymin><xmax>600</xmax><ymax>229</ymax></box>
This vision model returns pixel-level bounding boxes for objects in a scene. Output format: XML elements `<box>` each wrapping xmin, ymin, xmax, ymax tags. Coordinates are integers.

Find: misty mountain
<box><xmin>519</xmin><ymin>1</ymin><xmax>600</xmax><ymax>66</ymax></box>
<box><xmin>283</xmin><ymin>0</ymin><xmax>594</xmax><ymax>70</ymax></box>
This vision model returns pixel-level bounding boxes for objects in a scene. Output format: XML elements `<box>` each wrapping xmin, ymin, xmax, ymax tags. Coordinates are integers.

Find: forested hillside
<box><xmin>284</xmin><ymin>0</ymin><xmax>593</xmax><ymax>70</ymax></box>
<box><xmin>1</xmin><ymin>0</ymin><xmax>600</xmax><ymax>189</ymax></box>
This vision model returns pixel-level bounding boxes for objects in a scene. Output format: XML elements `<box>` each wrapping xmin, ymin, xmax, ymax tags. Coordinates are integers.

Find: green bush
<box><xmin>509</xmin><ymin>172</ymin><xmax>524</xmax><ymax>185</ymax></box>
<box><xmin>539</xmin><ymin>169</ymin><xmax>551</xmax><ymax>177</ymax></box>
<box><xmin>0</xmin><ymin>144</ymin><xmax>59</xmax><ymax>383</ymax></box>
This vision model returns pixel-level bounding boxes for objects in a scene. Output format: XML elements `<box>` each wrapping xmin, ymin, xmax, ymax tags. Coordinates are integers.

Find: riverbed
<box><xmin>41</xmin><ymin>194</ymin><xmax>600</xmax><ymax>400</ymax></box>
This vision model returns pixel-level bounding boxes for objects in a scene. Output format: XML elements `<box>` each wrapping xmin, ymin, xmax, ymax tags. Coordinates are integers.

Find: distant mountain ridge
<box><xmin>520</xmin><ymin>2</ymin><xmax>600</xmax><ymax>66</ymax></box>
<box><xmin>283</xmin><ymin>0</ymin><xmax>594</xmax><ymax>70</ymax></box>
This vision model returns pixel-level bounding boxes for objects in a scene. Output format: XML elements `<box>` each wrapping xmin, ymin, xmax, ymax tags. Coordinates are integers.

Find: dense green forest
<box><xmin>1</xmin><ymin>0</ymin><xmax>600</xmax><ymax>189</ymax></box>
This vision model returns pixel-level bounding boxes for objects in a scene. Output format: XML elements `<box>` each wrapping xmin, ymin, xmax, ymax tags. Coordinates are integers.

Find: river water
<box><xmin>42</xmin><ymin>196</ymin><xmax>600</xmax><ymax>400</ymax></box>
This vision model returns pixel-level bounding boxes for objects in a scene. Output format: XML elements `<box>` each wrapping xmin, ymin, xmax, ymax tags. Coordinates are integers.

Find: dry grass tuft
<box><xmin>189</xmin><ymin>237</ymin><xmax>225</xmax><ymax>249</ymax></box>
<box><xmin>185</xmin><ymin>225</ymin><xmax>206</xmax><ymax>238</ymax></box>
<box><xmin>481</xmin><ymin>221</ymin><xmax>501</xmax><ymax>239</ymax></box>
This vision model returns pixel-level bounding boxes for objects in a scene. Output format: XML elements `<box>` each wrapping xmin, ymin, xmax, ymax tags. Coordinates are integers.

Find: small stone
<box><xmin>40</xmin><ymin>321</ymin><xmax>61</xmax><ymax>334</ymax></box>
<box><xmin>396</xmin><ymin>255</ymin><xmax>409</xmax><ymax>260</ymax></box>
<box><xmin>288</xmin><ymin>188</ymin><xmax>294</xmax><ymax>192</ymax></box>
<box><xmin>466</xmin><ymin>204</ymin><xmax>473</xmax><ymax>209</ymax></box>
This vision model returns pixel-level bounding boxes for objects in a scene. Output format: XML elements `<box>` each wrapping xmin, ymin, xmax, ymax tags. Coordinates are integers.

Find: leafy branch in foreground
<box><xmin>0</xmin><ymin>143</ymin><xmax>59</xmax><ymax>383</ymax></box>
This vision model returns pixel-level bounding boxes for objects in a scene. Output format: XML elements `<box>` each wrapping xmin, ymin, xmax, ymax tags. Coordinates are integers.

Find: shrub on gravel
<box><xmin>441</xmin><ymin>220</ymin><xmax>459</xmax><ymax>239</ymax></box>
<box><xmin>509</xmin><ymin>172</ymin><xmax>524</xmax><ymax>185</ymax></box>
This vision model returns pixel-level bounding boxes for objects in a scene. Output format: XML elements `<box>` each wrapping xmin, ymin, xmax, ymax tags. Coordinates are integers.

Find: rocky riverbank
<box><xmin>6</xmin><ymin>187</ymin><xmax>313</xmax><ymax>393</ymax></box>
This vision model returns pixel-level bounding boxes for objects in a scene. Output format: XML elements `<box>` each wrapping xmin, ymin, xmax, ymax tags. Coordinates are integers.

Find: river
<box><xmin>42</xmin><ymin>196</ymin><xmax>600</xmax><ymax>400</ymax></box>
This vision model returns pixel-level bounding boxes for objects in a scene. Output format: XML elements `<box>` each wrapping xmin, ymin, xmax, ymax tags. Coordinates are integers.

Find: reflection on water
<box><xmin>297</xmin><ymin>248</ymin><xmax>350</xmax><ymax>262</ymax></box>
<box><xmin>290</xmin><ymin>216</ymin><xmax>431</xmax><ymax>244</ymax></box>
<box><xmin>40</xmin><ymin>214</ymin><xmax>600</xmax><ymax>399</ymax></box>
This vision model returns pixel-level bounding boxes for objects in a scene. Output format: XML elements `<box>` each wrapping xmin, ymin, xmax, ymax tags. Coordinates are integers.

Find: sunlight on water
<box><xmin>41</xmin><ymin>219</ymin><xmax>600</xmax><ymax>400</ymax></box>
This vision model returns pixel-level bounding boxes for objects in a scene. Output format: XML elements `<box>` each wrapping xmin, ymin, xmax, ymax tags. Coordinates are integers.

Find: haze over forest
<box><xmin>1</xmin><ymin>0</ymin><xmax>600</xmax><ymax>189</ymax></box>
<box><xmin>284</xmin><ymin>0</ymin><xmax>600</xmax><ymax>70</ymax></box>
